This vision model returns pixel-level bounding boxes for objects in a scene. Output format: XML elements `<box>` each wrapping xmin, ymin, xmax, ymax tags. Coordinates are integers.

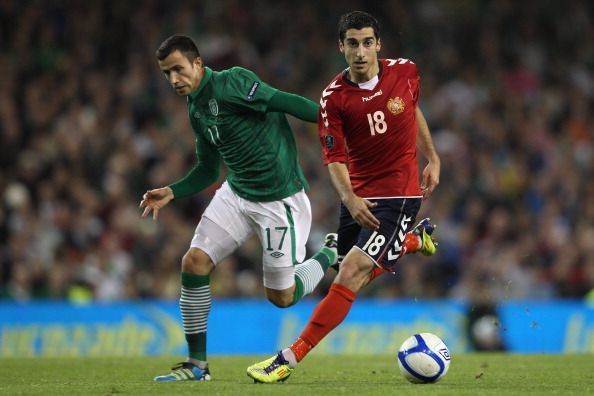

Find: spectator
<box><xmin>1</xmin><ymin>0</ymin><xmax>593</xmax><ymax>302</ymax></box>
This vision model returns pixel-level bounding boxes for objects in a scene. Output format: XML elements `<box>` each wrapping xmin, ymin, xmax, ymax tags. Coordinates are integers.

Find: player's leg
<box><xmin>247</xmin><ymin>248</ymin><xmax>374</xmax><ymax>383</ymax></box>
<box><xmin>246</xmin><ymin>202</ymin><xmax>376</xmax><ymax>383</ymax></box>
<box><xmin>264</xmin><ymin>231</ymin><xmax>337</xmax><ymax>307</ymax></box>
<box><xmin>288</xmin><ymin>233</ymin><xmax>338</xmax><ymax>306</ymax></box>
<box><xmin>247</xmin><ymin>198</ymin><xmax>426</xmax><ymax>383</ymax></box>
<box><xmin>154</xmin><ymin>182</ymin><xmax>251</xmax><ymax>382</ymax></box>
<box><xmin>364</xmin><ymin>226</ymin><xmax>437</xmax><ymax>289</ymax></box>
<box><xmin>250</xmin><ymin>190</ymin><xmax>337</xmax><ymax>307</ymax></box>
<box><xmin>287</xmin><ymin>198</ymin><xmax>428</xmax><ymax>358</ymax></box>
<box><xmin>288</xmin><ymin>190</ymin><xmax>337</xmax><ymax>304</ymax></box>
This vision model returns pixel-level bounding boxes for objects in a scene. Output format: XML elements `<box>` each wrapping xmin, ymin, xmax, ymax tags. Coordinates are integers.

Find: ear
<box><xmin>376</xmin><ymin>38</ymin><xmax>381</xmax><ymax>52</ymax></box>
<box><xmin>339</xmin><ymin>39</ymin><xmax>345</xmax><ymax>54</ymax></box>
<box><xmin>193</xmin><ymin>57</ymin><xmax>203</xmax><ymax>68</ymax></box>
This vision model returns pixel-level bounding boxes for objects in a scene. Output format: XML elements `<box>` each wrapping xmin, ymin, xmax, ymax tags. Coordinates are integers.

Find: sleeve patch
<box><xmin>324</xmin><ymin>134</ymin><xmax>335</xmax><ymax>149</ymax></box>
<box><xmin>246</xmin><ymin>81</ymin><xmax>260</xmax><ymax>101</ymax></box>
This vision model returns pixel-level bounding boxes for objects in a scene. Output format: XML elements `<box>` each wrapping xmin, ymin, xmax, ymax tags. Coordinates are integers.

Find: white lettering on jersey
<box><xmin>362</xmin><ymin>89</ymin><xmax>383</xmax><ymax>102</ymax></box>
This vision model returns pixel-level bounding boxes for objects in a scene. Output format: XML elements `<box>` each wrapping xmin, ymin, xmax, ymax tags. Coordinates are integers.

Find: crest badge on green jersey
<box><xmin>208</xmin><ymin>99</ymin><xmax>219</xmax><ymax>116</ymax></box>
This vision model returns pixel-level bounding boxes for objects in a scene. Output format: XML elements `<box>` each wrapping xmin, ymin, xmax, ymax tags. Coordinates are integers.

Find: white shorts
<box><xmin>190</xmin><ymin>181</ymin><xmax>312</xmax><ymax>290</ymax></box>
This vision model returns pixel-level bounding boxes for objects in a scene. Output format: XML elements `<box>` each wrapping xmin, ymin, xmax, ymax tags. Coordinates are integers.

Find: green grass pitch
<box><xmin>1</xmin><ymin>354</ymin><xmax>593</xmax><ymax>395</ymax></box>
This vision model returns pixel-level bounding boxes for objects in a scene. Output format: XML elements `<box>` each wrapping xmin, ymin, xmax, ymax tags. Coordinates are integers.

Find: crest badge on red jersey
<box><xmin>387</xmin><ymin>97</ymin><xmax>405</xmax><ymax>115</ymax></box>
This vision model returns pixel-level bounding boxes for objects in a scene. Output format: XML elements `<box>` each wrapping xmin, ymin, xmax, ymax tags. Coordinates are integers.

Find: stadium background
<box><xmin>1</xmin><ymin>0</ymin><xmax>593</xmax><ymax>355</ymax></box>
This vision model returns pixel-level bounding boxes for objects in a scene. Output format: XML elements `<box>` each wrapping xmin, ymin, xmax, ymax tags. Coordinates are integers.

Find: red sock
<box><xmin>403</xmin><ymin>232</ymin><xmax>421</xmax><ymax>254</ymax></box>
<box><xmin>290</xmin><ymin>283</ymin><xmax>356</xmax><ymax>362</ymax></box>
<box><xmin>289</xmin><ymin>338</ymin><xmax>311</xmax><ymax>361</ymax></box>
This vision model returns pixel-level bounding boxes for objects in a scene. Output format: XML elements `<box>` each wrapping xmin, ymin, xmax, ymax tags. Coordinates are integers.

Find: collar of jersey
<box><xmin>342</xmin><ymin>60</ymin><xmax>383</xmax><ymax>88</ymax></box>
<box><xmin>188</xmin><ymin>67</ymin><xmax>213</xmax><ymax>101</ymax></box>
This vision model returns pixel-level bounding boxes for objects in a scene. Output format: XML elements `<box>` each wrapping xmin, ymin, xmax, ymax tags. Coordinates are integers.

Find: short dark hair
<box><xmin>156</xmin><ymin>35</ymin><xmax>200</xmax><ymax>62</ymax></box>
<box><xmin>338</xmin><ymin>11</ymin><xmax>380</xmax><ymax>42</ymax></box>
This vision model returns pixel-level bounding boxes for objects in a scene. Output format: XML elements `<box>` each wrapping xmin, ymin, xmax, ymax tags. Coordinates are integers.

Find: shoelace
<box><xmin>171</xmin><ymin>362</ymin><xmax>193</xmax><ymax>371</ymax></box>
<box><xmin>263</xmin><ymin>354</ymin><xmax>288</xmax><ymax>374</ymax></box>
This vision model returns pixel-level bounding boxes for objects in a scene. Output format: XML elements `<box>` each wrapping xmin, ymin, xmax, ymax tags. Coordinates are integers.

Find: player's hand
<box><xmin>421</xmin><ymin>160</ymin><xmax>440</xmax><ymax>199</ymax></box>
<box><xmin>139</xmin><ymin>187</ymin><xmax>174</xmax><ymax>220</ymax></box>
<box><xmin>344</xmin><ymin>196</ymin><xmax>380</xmax><ymax>230</ymax></box>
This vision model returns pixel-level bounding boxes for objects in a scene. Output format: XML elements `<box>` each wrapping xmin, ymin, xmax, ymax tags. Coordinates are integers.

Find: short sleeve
<box><xmin>318</xmin><ymin>91</ymin><xmax>348</xmax><ymax>165</ymax></box>
<box><xmin>223</xmin><ymin>67</ymin><xmax>278</xmax><ymax>113</ymax></box>
<box><xmin>408</xmin><ymin>63</ymin><xmax>420</xmax><ymax>106</ymax></box>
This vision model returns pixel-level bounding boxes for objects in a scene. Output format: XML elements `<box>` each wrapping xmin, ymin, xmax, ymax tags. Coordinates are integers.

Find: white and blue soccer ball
<box><xmin>397</xmin><ymin>332</ymin><xmax>451</xmax><ymax>383</ymax></box>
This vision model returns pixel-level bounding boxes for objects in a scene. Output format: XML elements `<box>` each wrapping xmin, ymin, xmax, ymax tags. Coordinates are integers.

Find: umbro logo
<box><xmin>439</xmin><ymin>348</ymin><xmax>451</xmax><ymax>360</ymax></box>
<box><xmin>270</xmin><ymin>251</ymin><xmax>284</xmax><ymax>258</ymax></box>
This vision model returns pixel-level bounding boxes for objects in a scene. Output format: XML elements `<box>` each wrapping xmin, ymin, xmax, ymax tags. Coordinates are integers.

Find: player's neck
<box><xmin>347</xmin><ymin>61</ymin><xmax>380</xmax><ymax>84</ymax></box>
<box><xmin>356</xmin><ymin>74</ymin><xmax>379</xmax><ymax>90</ymax></box>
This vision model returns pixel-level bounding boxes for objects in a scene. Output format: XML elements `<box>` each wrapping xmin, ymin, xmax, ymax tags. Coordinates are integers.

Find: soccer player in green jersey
<box><xmin>140</xmin><ymin>35</ymin><xmax>338</xmax><ymax>382</ymax></box>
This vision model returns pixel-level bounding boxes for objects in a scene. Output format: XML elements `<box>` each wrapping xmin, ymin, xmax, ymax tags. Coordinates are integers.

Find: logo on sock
<box><xmin>270</xmin><ymin>251</ymin><xmax>284</xmax><ymax>258</ymax></box>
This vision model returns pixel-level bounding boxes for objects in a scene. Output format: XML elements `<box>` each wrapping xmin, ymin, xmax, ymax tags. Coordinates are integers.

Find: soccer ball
<box><xmin>397</xmin><ymin>333</ymin><xmax>451</xmax><ymax>383</ymax></box>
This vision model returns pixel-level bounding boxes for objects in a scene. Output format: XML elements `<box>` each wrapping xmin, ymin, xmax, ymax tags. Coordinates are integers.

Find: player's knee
<box><xmin>335</xmin><ymin>257</ymin><xmax>371</xmax><ymax>292</ymax></box>
<box><xmin>181</xmin><ymin>248</ymin><xmax>214</xmax><ymax>275</ymax></box>
<box><xmin>268</xmin><ymin>296</ymin><xmax>293</xmax><ymax>308</ymax></box>
<box><xmin>265</xmin><ymin>289</ymin><xmax>294</xmax><ymax>308</ymax></box>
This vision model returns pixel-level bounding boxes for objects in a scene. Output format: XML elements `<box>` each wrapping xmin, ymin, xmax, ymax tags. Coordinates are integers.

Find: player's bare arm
<box><xmin>327</xmin><ymin>162</ymin><xmax>379</xmax><ymax>230</ymax></box>
<box><xmin>415</xmin><ymin>106</ymin><xmax>440</xmax><ymax>199</ymax></box>
<box><xmin>139</xmin><ymin>186</ymin><xmax>175</xmax><ymax>220</ymax></box>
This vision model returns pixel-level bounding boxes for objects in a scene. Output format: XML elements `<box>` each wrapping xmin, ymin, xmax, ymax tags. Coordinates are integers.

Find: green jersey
<box><xmin>169</xmin><ymin>66</ymin><xmax>309</xmax><ymax>202</ymax></box>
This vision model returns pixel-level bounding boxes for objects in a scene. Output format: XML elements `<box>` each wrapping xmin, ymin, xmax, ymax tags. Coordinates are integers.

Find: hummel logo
<box><xmin>362</xmin><ymin>90</ymin><xmax>383</xmax><ymax>102</ymax></box>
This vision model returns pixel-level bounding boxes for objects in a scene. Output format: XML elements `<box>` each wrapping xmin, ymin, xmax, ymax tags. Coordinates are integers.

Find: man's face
<box><xmin>339</xmin><ymin>27</ymin><xmax>381</xmax><ymax>82</ymax></box>
<box><xmin>158</xmin><ymin>50</ymin><xmax>203</xmax><ymax>96</ymax></box>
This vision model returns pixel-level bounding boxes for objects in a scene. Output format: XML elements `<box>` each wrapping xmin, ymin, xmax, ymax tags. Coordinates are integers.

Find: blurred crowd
<box><xmin>1</xmin><ymin>0</ymin><xmax>593</xmax><ymax>303</ymax></box>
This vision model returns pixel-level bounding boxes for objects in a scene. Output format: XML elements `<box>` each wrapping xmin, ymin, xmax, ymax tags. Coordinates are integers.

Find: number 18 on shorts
<box><xmin>338</xmin><ymin>198</ymin><xmax>421</xmax><ymax>272</ymax></box>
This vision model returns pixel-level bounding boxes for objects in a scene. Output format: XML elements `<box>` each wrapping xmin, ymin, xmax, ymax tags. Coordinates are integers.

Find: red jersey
<box><xmin>318</xmin><ymin>58</ymin><xmax>422</xmax><ymax>198</ymax></box>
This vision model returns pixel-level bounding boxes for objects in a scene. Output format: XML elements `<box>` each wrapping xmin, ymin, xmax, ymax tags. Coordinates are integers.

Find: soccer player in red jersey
<box><xmin>247</xmin><ymin>10</ymin><xmax>441</xmax><ymax>383</ymax></box>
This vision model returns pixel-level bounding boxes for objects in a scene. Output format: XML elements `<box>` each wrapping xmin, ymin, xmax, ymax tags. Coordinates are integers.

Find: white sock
<box><xmin>187</xmin><ymin>358</ymin><xmax>208</xmax><ymax>369</ymax></box>
<box><xmin>282</xmin><ymin>348</ymin><xmax>298</xmax><ymax>368</ymax></box>
<box><xmin>294</xmin><ymin>258</ymin><xmax>326</xmax><ymax>297</ymax></box>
